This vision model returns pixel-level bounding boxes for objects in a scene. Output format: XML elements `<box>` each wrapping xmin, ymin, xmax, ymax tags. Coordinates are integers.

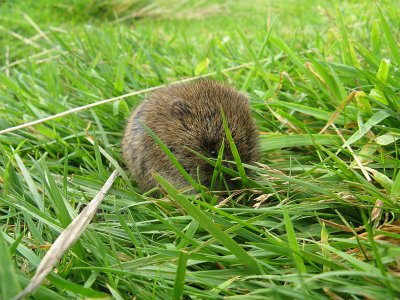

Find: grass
<box><xmin>0</xmin><ymin>0</ymin><xmax>400</xmax><ymax>299</ymax></box>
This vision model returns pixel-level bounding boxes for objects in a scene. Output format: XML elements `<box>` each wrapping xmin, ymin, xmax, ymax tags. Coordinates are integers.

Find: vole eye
<box><xmin>210</xmin><ymin>149</ymin><xmax>217</xmax><ymax>157</ymax></box>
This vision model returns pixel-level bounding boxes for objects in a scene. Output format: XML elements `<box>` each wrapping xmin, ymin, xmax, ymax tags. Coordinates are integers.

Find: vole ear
<box><xmin>170</xmin><ymin>100</ymin><xmax>193</xmax><ymax>119</ymax></box>
<box><xmin>170</xmin><ymin>100</ymin><xmax>193</xmax><ymax>131</ymax></box>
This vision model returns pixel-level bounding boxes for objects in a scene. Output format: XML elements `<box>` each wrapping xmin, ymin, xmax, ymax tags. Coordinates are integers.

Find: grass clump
<box><xmin>0</xmin><ymin>0</ymin><xmax>399</xmax><ymax>299</ymax></box>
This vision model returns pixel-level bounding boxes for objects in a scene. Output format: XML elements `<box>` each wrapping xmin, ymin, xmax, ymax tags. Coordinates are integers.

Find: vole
<box><xmin>122</xmin><ymin>79</ymin><xmax>259</xmax><ymax>192</ymax></box>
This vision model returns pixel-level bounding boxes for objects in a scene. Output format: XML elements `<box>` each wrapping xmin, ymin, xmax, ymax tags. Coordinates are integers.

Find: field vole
<box><xmin>122</xmin><ymin>80</ymin><xmax>259</xmax><ymax>192</ymax></box>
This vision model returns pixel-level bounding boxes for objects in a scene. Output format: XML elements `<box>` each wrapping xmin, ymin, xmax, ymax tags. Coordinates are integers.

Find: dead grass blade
<box><xmin>319</xmin><ymin>91</ymin><xmax>357</xmax><ymax>134</ymax></box>
<box><xmin>12</xmin><ymin>170</ymin><xmax>119</xmax><ymax>300</ymax></box>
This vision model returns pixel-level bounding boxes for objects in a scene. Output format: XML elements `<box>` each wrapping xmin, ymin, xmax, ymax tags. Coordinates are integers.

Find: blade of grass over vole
<box><xmin>210</xmin><ymin>140</ymin><xmax>225</xmax><ymax>191</ymax></box>
<box><xmin>220</xmin><ymin>108</ymin><xmax>249</xmax><ymax>187</ymax></box>
<box><xmin>185</xmin><ymin>147</ymin><xmax>239</xmax><ymax>178</ymax></box>
<box><xmin>139</xmin><ymin>120</ymin><xmax>203</xmax><ymax>191</ymax></box>
<box><xmin>154</xmin><ymin>173</ymin><xmax>261</xmax><ymax>274</ymax></box>
<box><xmin>186</xmin><ymin>147</ymin><xmax>280</xmax><ymax>196</ymax></box>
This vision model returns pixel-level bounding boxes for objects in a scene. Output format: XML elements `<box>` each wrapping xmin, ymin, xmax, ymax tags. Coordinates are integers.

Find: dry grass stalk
<box><xmin>13</xmin><ymin>170</ymin><xmax>119</xmax><ymax>300</ymax></box>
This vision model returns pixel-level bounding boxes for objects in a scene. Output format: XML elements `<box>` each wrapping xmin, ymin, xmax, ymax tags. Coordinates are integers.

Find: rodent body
<box><xmin>122</xmin><ymin>80</ymin><xmax>259</xmax><ymax>192</ymax></box>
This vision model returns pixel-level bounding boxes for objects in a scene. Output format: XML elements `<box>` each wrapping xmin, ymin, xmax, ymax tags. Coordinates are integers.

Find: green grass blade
<box><xmin>172</xmin><ymin>250</ymin><xmax>188</xmax><ymax>300</ymax></box>
<box><xmin>114</xmin><ymin>54</ymin><xmax>127</xmax><ymax>94</ymax></box>
<box><xmin>235</xmin><ymin>25</ymin><xmax>272</xmax><ymax>91</ymax></box>
<box><xmin>342</xmin><ymin>110</ymin><xmax>391</xmax><ymax>148</ymax></box>
<box><xmin>335</xmin><ymin>4</ymin><xmax>359</xmax><ymax>67</ymax></box>
<box><xmin>221</xmin><ymin>108</ymin><xmax>249</xmax><ymax>186</ymax></box>
<box><xmin>14</xmin><ymin>153</ymin><xmax>44</xmax><ymax>212</ymax></box>
<box><xmin>210</xmin><ymin>140</ymin><xmax>225</xmax><ymax>191</ymax></box>
<box><xmin>260</xmin><ymin>134</ymin><xmax>342</xmax><ymax>151</ymax></box>
<box><xmin>378</xmin><ymin>7</ymin><xmax>400</xmax><ymax>65</ymax></box>
<box><xmin>391</xmin><ymin>171</ymin><xmax>400</xmax><ymax>199</ymax></box>
<box><xmin>154</xmin><ymin>173</ymin><xmax>261</xmax><ymax>274</ymax></box>
<box><xmin>0</xmin><ymin>233</ymin><xmax>21</xmax><ymax>299</ymax></box>
<box><xmin>268</xmin><ymin>100</ymin><xmax>346</xmax><ymax>123</ymax></box>
<box><xmin>140</xmin><ymin>121</ymin><xmax>202</xmax><ymax>191</ymax></box>
<box><xmin>282</xmin><ymin>207</ymin><xmax>307</xmax><ymax>275</ymax></box>
<box><xmin>269</xmin><ymin>36</ymin><xmax>308</xmax><ymax>74</ymax></box>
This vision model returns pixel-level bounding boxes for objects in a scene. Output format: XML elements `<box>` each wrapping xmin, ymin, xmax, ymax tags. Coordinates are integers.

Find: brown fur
<box><xmin>122</xmin><ymin>80</ymin><xmax>259</xmax><ymax>192</ymax></box>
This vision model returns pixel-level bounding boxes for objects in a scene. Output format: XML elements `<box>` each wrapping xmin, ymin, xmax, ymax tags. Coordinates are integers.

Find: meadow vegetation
<box><xmin>0</xmin><ymin>0</ymin><xmax>399</xmax><ymax>299</ymax></box>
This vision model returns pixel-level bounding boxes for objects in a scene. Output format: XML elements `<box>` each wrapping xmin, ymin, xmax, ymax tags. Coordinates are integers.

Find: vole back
<box><xmin>122</xmin><ymin>80</ymin><xmax>259</xmax><ymax>192</ymax></box>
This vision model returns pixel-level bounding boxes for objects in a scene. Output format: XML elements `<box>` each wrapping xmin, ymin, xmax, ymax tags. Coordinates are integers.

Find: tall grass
<box><xmin>1</xmin><ymin>0</ymin><xmax>399</xmax><ymax>299</ymax></box>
